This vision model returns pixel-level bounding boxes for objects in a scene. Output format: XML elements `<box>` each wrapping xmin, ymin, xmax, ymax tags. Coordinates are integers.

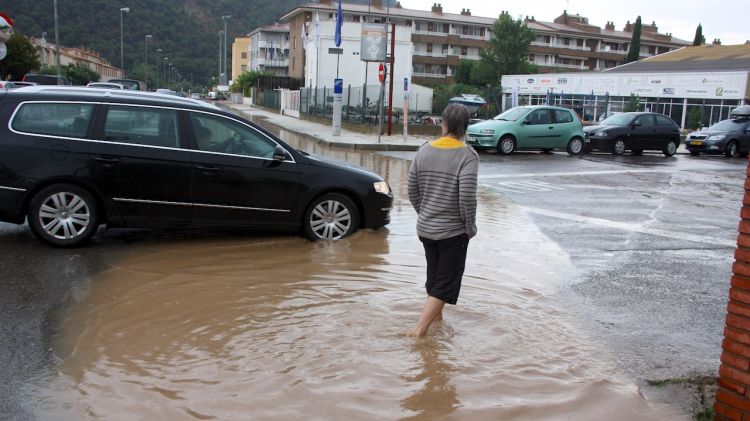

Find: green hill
<box><xmin>0</xmin><ymin>0</ymin><xmax>386</xmax><ymax>87</ymax></box>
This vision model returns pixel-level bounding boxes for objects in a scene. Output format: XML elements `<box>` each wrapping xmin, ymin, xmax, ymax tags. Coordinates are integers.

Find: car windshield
<box><xmin>493</xmin><ymin>107</ymin><xmax>529</xmax><ymax>121</ymax></box>
<box><xmin>709</xmin><ymin>119</ymin><xmax>747</xmax><ymax>131</ymax></box>
<box><xmin>601</xmin><ymin>114</ymin><xmax>634</xmax><ymax>126</ymax></box>
<box><xmin>109</xmin><ymin>79</ymin><xmax>141</xmax><ymax>90</ymax></box>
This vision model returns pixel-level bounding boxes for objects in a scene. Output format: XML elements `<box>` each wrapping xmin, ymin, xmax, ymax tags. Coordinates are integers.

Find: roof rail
<box><xmin>12</xmin><ymin>85</ymin><xmax>219</xmax><ymax>110</ymax></box>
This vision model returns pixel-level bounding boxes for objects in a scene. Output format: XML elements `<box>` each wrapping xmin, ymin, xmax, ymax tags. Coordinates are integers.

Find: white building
<box><xmin>248</xmin><ymin>23</ymin><xmax>290</xmax><ymax>76</ymax></box>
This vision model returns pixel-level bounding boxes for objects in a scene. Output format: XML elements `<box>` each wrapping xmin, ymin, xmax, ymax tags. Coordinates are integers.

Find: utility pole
<box><xmin>218</xmin><ymin>31</ymin><xmax>223</xmax><ymax>87</ymax></box>
<box><xmin>120</xmin><ymin>7</ymin><xmax>130</xmax><ymax>77</ymax></box>
<box><xmin>53</xmin><ymin>0</ymin><xmax>61</xmax><ymax>77</ymax></box>
<box><xmin>221</xmin><ymin>15</ymin><xmax>232</xmax><ymax>86</ymax></box>
<box><xmin>144</xmin><ymin>34</ymin><xmax>152</xmax><ymax>90</ymax></box>
<box><xmin>156</xmin><ymin>48</ymin><xmax>162</xmax><ymax>89</ymax></box>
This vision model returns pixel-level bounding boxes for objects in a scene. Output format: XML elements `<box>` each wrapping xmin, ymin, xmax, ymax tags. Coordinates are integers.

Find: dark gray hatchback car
<box><xmin>583</xmin><ymin>112</ymin><xmax>681</xmax><ymax>156</ymax></box>
<box><xmin>0</xmin><ymin>86</ymin><xmax>392</xmax><ymax>246</ymax></box>
<box><xmin>685</xmin><ymin>106</ymin><xmax>750</xmax><ymax>157</ymax></box>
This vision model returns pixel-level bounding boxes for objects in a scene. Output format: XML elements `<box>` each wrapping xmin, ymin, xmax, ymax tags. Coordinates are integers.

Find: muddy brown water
<box><xmin>29</xmin><ymin>124</ymin><xmax>688</xmax><ymax>420</ymax></box>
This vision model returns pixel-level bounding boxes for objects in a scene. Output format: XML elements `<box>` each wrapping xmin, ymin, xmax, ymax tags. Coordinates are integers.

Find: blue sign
<box><xmin>403</xmin><ymin>78</ymin><xmax>408</xmax><ymax>91</ymax></box>
<box><xmin>334</xmin><ymin>78</ymin><xmax>343</xmax><ymax>94</ymax></box>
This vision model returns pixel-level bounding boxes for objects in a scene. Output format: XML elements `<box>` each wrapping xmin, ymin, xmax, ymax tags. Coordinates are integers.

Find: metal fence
<box><xmin>299</xmin><ymin>84</ymin><xmax>418</xmax><ymax>125</ymax></box>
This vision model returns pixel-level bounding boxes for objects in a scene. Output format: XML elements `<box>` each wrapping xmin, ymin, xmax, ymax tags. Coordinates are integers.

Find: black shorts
<box><xmin>419</xmin><ymin>233</ymin><xmax>469</xmax><ymax>305</ymax></box>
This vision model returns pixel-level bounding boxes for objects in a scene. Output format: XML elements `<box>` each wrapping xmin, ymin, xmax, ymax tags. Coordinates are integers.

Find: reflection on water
<box><xmin>31</xmin><ymin>124</ymin><xmax>687</xmax><ymax>420</ymax></box>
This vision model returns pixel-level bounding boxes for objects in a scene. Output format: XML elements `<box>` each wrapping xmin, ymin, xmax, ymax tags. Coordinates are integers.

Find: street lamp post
<box><xmin>163</xmin><ymin>57</ymin><xmax>168</xmax><ymax>88</ymax></box>
<box><xmin>53</xmin><ymin>0</ymin><xmax>61</xmax><ymax>77</ymax></box>
<box><xmin>156</xmin><ymin>48</ymin><xmax>162</xmax><ymax>89</ymax></box>
<box><xmin>218</xmin><ymin>31</ymin><xmax>223</xmax><ymax>87</ymax></box>
<box><xmin>120</xmin><ymin>7</ymin><xmax>130</xmax><ymax>77</ymax></box>
<box><xmin>168</xmin><ymin>63</ymin><xmax>172</xmax><ymax>89</ymax></box>
<box><xmin>144</xmin><ymin>34</ymin><xmax>152</xmax><ymax>90</ymax></box>
<box><xmin>221</xmin><ymin>15</ymin><xmax>232</xmax><ymax>86</ymax></box>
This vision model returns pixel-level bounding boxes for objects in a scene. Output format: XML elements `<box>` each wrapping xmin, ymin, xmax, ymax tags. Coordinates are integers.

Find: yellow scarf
<box><xmin>430</xmin><ymin>137</ymin><xmax>465</xmax><ymax>149</ymax></box>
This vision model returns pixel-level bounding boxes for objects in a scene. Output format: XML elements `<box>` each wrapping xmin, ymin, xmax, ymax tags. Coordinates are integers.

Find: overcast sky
<box><xmin>399</xmin><ymin>0</ymin><xmax>749</xmax><ymax>45</ymax></box>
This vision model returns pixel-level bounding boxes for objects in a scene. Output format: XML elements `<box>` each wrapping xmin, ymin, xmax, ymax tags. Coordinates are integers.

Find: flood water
<box><xmin>29</xmin><ymin>121</ymin><xmax>687</xmax><ymax>420</ymax></box>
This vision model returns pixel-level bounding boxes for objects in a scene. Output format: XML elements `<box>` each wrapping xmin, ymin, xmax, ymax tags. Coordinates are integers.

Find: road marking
<box><xmin>479</xmin><ymin>169</ymin><xmax>677</xmax><ymax>180</ymax></box>
<box><xmin>490</xmin><ymin>180</ymin><xmax>566</xmax><ymax>193</ymax></box>
<box><xmin>521</xmin><ymin>206</ymin><xmax>736</xmax><ymax>248</ymax></box>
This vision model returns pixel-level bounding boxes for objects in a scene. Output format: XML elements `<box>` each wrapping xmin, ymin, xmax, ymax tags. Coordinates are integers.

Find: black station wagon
<box><xmin>0</xmin><ymin>87</ymin><xmax>392</xmax><ymax>246</ymax></box>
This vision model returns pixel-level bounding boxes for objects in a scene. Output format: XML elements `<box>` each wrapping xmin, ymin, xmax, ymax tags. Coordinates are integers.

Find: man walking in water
<box><xmin>408</xmin><ymin>104</ymin><xmax>478</xmax><ymax>337</ymax></box>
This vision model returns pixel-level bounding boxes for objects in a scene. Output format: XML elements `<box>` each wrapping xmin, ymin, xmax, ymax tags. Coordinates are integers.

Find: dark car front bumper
<box><xmin>362</xmin><ymin>192</ymin><xmax>393</xmax><ymax>228</ymax></box>
<box><xmin>584</xmin><ymin>134</ymin><xmax>614</xmax><ymax>151</ymax></box>
<box><xmin>685</xmin><ymin>138</ymin><xmax>728</xmax><ymax>154</ymax></box>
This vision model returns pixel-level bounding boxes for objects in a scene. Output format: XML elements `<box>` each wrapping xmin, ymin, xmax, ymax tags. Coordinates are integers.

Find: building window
<box><xmin>442</xmin><ymin>44</ymin><xmax>448</xmax><ymax>54</ymax></box>
<box><xmin>427</xmin><ymin>43</ymin><xmax>433</xmax><ymax>53</ymax></box>
<box><xmin>443</xmin><ymin>23</ymin><xmax>449</xmax><ymax>33</ymax></box>
<box><xmin>353</xmin><ymin>15</ymin><xmax>360</xmax><ymax>22</ymax></box>
<box><xmin>241</xmin><ymin>52</ymin><xmax>247</xmax><ymax>59</ymax></box>
<box><xmin>406</xmin><ymin>20</ymin><xmax>412</xmax><ymax>26</ymax></box>
<box><xmin>329</xmin><ymin>13</ymin><xmax>334</xmax><ymax>19</ymax></box>
<box><xmin>428</xmin><ymin>22</ymin><xmax>434</xmax><ymax>32</ymax></box>
<box><xmin>480</xmin><ymin>28</ymin><xmax>485</xmax><ymax>36</ymax></box>
<box><xmin>293</xmin><ymin>57</ymin><xmax>296</xmax><ymax>70</ymax></box>
<box><xmin>461</xmin><ymin>46</ymin><xmax>467</xmax><ymax>56</ymax></box>
<box><xmin>462</xmin><ymin>25</ymin><xmax>469</xmax><ymax>35</ymax></box>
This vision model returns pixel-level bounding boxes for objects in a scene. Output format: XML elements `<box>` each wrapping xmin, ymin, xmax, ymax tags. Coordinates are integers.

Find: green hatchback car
<box><xmin>466</xmin><ymin>106</ymin><xmax>586</xmax><ymax>155</ymax></box>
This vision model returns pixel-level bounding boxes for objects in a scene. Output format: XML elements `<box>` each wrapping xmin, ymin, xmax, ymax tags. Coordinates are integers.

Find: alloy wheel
<box><xmin>613</xmin><ymin>139</ymin><xmax>625</xmax><ymax>155</ymax></box>
<box><xmin>38</xmin><ymin>192</ymin><xmax>91</xmax><ymax>240</ymax></box>
<box><xmin>309</xmin><ymin>199</ymin><xmax>352</xmax><ymax>240</ymax></box>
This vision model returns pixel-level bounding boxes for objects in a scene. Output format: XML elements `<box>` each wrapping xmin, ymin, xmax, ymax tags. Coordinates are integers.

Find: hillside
<box><xmin>0</xmin><ymin>0</ymin><xmax>384</xmax><ymax>86</ymax></box>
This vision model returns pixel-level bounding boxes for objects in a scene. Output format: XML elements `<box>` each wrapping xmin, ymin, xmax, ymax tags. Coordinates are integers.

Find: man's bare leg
<box><xmin>411</xmin><ymin>296</ymin><xmax>446</xmax><ymax>337</ymax></box>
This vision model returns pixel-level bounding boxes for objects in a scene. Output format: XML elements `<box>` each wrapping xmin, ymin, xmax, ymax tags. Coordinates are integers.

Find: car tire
<box><xmin>663</xmin><ymin>141</ymin><xmax>678</xmax><ymax>157</ymax></box>
<box><xmin>612</xmin><ymin>138</ymin><xmax>626</xmax><ymax>156</ymax></box>
<box><xmin>566</xmin><ymin>137</ymin><xmax>583</xmax><ymax>155</ymax></box>
<box><xmin>631</xmin><ymin>149</ymin><xmax>643</xmax><ymax>156</ymax></box>
<box><xmin>27</xmin><ymin>183</ymin><xmax>99</xmax><ymax>247</ymax></box>
<box><xmin>689</xmin><ymin>150</ymin><xmax>700</xmax><ymax>156</ymax></box>
<box><xmin>497</xmin><ymin>136</ymin><xmax>515</xmax><ymax>155</ymax></box>
<box><xmin>303</xmin><ymin>192</ymin><xmax>359</xmax><ymax>241</ymax></box>
<box><xmin>724</xmin><ymin>141</ymin><xmax>738</xmax><ymax>158</ymax></box>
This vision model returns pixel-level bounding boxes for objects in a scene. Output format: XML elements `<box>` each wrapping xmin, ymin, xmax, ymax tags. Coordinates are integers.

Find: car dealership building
<box><xmin>501</xmin><ymin>44</ymin><xmax>750</xmax><ymax>129</ymax></box>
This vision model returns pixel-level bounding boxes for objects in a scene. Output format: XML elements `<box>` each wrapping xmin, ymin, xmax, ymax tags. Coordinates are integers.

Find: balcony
<box><xmin>414</xmin><ymin>50</ymin><xmax>447</xmax><ymax>58</ymax></box>
<box><xmin>413</xmin><ymin>29</ymin><xmax>448</xmax><ymax>37</ymax></box>
<box><xmin>256</xmin><ymin>57</ymin><xmax>289</xmax><ymax>68</ymax></box>
<box><xmin>450</xmin><ymin>29</ymin><xmax>489</xmax><ymax>41</ymax></box>
<box><xmin>531</xmin><ymin>41</ymin><xmax>590</xmax><ymax>51</ymax></box>
<box><xmin>551</xmin><ymin>62</ymin><xmax>588</xmax><ymax>70</ymax></box>
<box><xmin>595</xmin><ymin>47</ymin><xmax>627</xmax><ymax>55</ymax></box>
<box><xmin>413</xmin><ymin>72</ymin><xmax>446</xmax><ymax>79</ymax></box>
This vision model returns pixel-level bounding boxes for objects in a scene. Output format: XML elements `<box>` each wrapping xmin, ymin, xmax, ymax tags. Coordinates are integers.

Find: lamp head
<box><xmin>120</xmin><ymin>7</ymin><xmax>130</xmax><ymax>12</ymax></box>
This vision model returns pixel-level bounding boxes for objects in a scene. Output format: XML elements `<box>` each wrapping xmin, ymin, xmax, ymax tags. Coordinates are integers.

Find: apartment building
<box><xmin>30</xmin><ymin>36</ymin><xmax>122</xmax><ymax>80</ymax></box>
<box><xmin>248</xmin><ymin>23</ymin><xmax>290</xmax><ymax>76</ymax></box>
<box><xmin>231</xmin><ymin>37</ymin><xmax>250</xmax><ymax>81</ymax></box>
<box><xmin>526</xmin><ymin>11</ymin><xmax>691</xmax><ymax>72</ymax></box>
<box><xmin>282</xmin><ymin>2</ymin><xmax>689</xmax><ymax>86</ymax></box>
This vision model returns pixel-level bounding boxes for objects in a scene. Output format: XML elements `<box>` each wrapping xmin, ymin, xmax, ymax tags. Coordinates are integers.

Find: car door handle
<box><xmin>94</xmin><ymin>156</ymin><xmax>120</xmax><ymax>164</ymax></box>
<box><xmin>196</xmin><ymin>165</ymin><xmax>218</xmax><ymax>172</ymax></box>
<box><xmin>548</xmin><ymin>126</ymin><xmax>554</xmax><ymax>130</ymax></box>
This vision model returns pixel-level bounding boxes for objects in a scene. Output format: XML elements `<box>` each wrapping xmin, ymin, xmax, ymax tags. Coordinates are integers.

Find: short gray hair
<box><xmin>441</xmin><ymin>104</ymin><xmax>471</xmax><ymax>138</ymax></box>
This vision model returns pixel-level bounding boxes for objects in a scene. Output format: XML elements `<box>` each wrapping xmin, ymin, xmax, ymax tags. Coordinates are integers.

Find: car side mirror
<box><xmin>631</xmin><ymin>122</ymin><xmax>641</xmax><ymax>128</ymax></box>
<box><xmin>522</xmin><ymin>119</ymin><xmax>531</xmax><ymax>125</ymax></box>
<box><xmin>273</xmin><ymin>145</ymin><xmax>289</xmax><ymax>161</ymax></box>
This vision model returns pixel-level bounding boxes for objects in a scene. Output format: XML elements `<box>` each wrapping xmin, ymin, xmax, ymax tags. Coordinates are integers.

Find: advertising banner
<box><xmin>361</xmin><ymin>23</ymin><xmax>387</xmax><ymax>62</ymax></box>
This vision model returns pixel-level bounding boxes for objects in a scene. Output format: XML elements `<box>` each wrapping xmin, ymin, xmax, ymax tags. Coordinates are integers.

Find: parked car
<box><xmin>106</xmin><ymin>78</ymin><xmax>143</xmax><ymax>90</ymax></box>
<box><xmin>0</xmin><ymin>81</ymin><xmax>18</xmax><ymax>89</ymax></box>
<box><xmin>8</xmin><ymin>81</ymin><xmax>37</xmax><ymax>88</ymax></box>
<box><xmin>86</xmin><ymin>82</ymin><xmax>125</xmax><ymax>89</ymax></box>
<box><xmin>685</xmin><ymin>106</ymin><xmax>750</xmax><ymax>157</ymax></box>
<box><xmin>583</xmin><ymin>112</ymin><xmax>681</xmax><ymax>156</ymax></box>
<box><xmin>155</xmin><ymin>88</ymin><xmax>178</xmax><ymax>96</ymax></box>
<box><xmin>190</xmin><ymin>93</ymin><xmax>201</xmax><ymax>100</ymax></box>
<box><xmin>22</xmin><ymin>73</ymin><xmax>72</xmax><ymax>85</ymax></box>
<box><xmin>0</xmin><ymin>86</ymin><xmax>392</xmax><ymax>246</ymax></box>
<box><xmin>466</xmin><ymin>106</ymin><xmax>585</xmax><ymax>155</ymax></box>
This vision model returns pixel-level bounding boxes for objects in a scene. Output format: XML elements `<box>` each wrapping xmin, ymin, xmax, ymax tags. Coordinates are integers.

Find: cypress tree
<box><xmin>625</xmin><ymin>16</ymin><xmax>642</xmax><ymax>63</ymax></box>
<box><xmin>693</xmin><ymin>24</ymin><xmax>705</xmax><ymax>46</ymax></box>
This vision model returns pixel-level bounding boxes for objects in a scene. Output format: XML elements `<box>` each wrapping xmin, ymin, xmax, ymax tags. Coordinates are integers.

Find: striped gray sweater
<box><xmin>407</xmin><ymin>137</ymin><xmax>478</xmax><ymax>240</ymax></box>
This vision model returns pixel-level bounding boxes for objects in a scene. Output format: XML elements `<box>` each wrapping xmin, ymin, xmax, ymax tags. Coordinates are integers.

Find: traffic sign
<box><xmin>378</xmin><ymin>63</ymin><xmax>386</xmax><ymax>83</ymax></box>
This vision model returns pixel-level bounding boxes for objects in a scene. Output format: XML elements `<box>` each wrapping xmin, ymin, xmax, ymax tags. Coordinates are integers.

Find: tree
<box><xmin>41</xmin><ymin>64</ymin><xmax>100</xmax><ymax>85</ymax></box>
<box><xmin>0</xmin><ymin>31</ymin><xmax>41</xmax><ymax>80</ymax></box>
<box><xmin>623</xmin><ymin>94</ymin><xmax>640</xmax><ymax>112</ymax></box>
<box><xmin>232</xmin><ymin>70</ymin><xmax>271</xmax><ymax>96</ymax></box>
<box><xmin>475</xmin><ymin>12</ymin><xmax>536</xmax><ymax>87</ymax></box>
<box><xmin>625</xmin><ymin>16</ymin><xmax>642</xmax><ymax>64</ymax></box>
<box><xmin>454</xmin><ymin>60</ymin><xmax>475</xmax><ymax>85</ymax></box>
<box><xmin>693</xmin><ymin>24</ymin><xmax>705</xmax><ymax>46</ymax></box>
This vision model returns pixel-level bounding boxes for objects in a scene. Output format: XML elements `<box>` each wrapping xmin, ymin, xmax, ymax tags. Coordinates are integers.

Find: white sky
<box><xmin>398</xmin><ymin>0</ymin><xmax>749</xmax><ymax>45</ymax></box>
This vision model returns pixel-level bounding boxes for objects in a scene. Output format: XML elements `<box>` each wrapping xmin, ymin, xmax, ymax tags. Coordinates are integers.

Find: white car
<box><xmin>191</xmin><ymin>93</ymin><xmax>201</xmax><ymax>100</ymax></box>
<box><xmin>155</xmin><ymin>88</ymin><xmax>178</xmax><ymax>96</ymax></box>
<box><xmin>86</xmin><ymin>82</ymin><xmax>125</xmax><ymax>89</ymax></box>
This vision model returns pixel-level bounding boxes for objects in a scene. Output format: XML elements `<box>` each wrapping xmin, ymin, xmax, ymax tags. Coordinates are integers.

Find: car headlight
<box><xmin>480</xmin><ymin>129</ymin><xmax>495</xmax><ymax>135</ymax></box>
<box><xmin>373</xmin><ymin>181</ymin><xmax>391</xmax><ymax>194</ymax></box>
<box><xmin>706</xmin><ymin>135</ymin><xmax>726</xmax><ymax>141</ymax></box>
<box><xmin>596</xmin><ymin>131</ymin><xmax>608</xmax><ymax>137</ymax></box>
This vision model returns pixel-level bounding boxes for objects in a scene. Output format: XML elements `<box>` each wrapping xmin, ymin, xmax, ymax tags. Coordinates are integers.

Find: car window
<box><xmin>527</xmin><ymin>109</ymin><xmax>552</xmax><ymax>125</ymax></box>
<box><xmin>11</xmin><ymin>103</ymin><xmax>95</xmax><ymax>138</ymax></box>
<box><xmin>634</xmin><ymin>115</ymin><xmax>655</xmax><ymax>127</ymax></box>
<box><xmin>190</xmin><ymin>113</ymin><xmax>277</xmax><ymax>159</ymax></box>
<box><xmin>709</xmin><ymin>119</ymin><xmax>747</xmax><ymax>131</ymax></box>
<box><xmin>655</xmin><ymin>115</ymin><xmax>675</xmax><ymax>126</ymax></box>
<box><xmin>554</xmin><ymin>110</ymin><xmax>574</xmax><ymax>123</ymax></box>
<box><xmin>103</xmin><ymin>106</ymin><xmax>179</xmax><ymax>148</ymax></box>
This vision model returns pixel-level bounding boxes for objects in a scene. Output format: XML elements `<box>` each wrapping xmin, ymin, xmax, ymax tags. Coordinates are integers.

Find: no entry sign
<box><xmin>378</xmin><ymin>63</ymin><xmax>386</xmax><ymax>83</ymax></box>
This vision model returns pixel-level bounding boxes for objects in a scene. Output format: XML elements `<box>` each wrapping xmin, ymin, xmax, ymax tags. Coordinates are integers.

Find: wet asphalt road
<box><xmin>0</xmin><ymin>138</ymin><xmax>744</xmax><ymax>418</ymax></box>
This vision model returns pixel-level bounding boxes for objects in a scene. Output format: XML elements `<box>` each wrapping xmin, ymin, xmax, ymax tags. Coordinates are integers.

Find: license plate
<box><xmin>467</xmin><ymin>136</ymin><xmax>476</xmax><ymax>144</ymax></box>
<box><xmin>689</xmin><ymin>140</ymin><xmax>702</xmax><ymax>145</ymax></box>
